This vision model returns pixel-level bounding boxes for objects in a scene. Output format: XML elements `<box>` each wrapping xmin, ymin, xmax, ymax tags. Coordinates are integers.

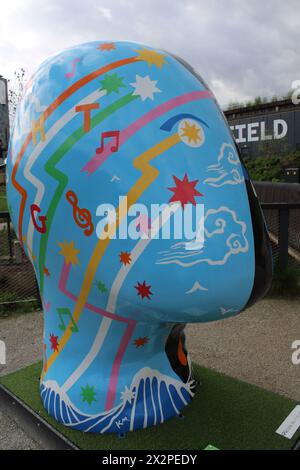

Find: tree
<box><xmin>253</xmin><ymin>96</ymin><xmax>262</xmax><ymax>106</ymax></box>
<box><xmin>8</xmin><ymin>68</ymin><xmax>27</xmax><ymax>125</ymax></box>
<box><xmin>226</xmin><ymin>100</ymin><xmax>244</xmax><ymax>110</ymax></box>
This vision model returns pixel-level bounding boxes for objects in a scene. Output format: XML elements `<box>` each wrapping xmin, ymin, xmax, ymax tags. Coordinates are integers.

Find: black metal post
<box><xmin>6</xmin><ymin>212</ymin><xmax>13</xmax><ymax>262</ymax></box>
<box><xmin>278</xmin><ymin>206</ymin><xmax>289</xmax><ymax>270</ymax></box>
<box><xmin>34</xmin><ymin>275</ymin><xmax>43</xmax><ymax>310</ymax></box>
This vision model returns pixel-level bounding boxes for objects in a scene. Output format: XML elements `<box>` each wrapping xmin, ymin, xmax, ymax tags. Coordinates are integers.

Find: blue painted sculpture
<box><xmin>6</xmin><ymin>41</ymin><xmax>272</xmax><ymax>433</ymax></box>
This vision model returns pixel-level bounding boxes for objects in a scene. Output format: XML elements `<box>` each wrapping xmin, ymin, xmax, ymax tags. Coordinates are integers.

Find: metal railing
<box><xmin>0</xmin><ymin>211</ymin><xmax>41</xmax><ymax>312</ymax></box>
<box><xmin>261</xmin><ymin>203</ymin><xmax>300</xmax><ymax>270</ymax></box>
<box><xmin>0</xmin><ymin>204</ymin><xmax>299</xmax><ymax>310</ymax></box>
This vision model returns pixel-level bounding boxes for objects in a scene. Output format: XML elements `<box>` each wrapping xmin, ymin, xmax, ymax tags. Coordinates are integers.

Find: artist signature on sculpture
<box><xmin>115</xmin><ymin>416</ymin><xmax>129</xmax><ymax>429</ymax></box>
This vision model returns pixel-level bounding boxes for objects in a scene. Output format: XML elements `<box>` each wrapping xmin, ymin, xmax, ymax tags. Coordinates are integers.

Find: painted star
<box><xmin>133</xmin><ymin>336</ymin><xmax>149</xmax><ymax>348</ymax></box>
<box><xmin>180</xmin><ymin>120</ymin><xmax>203</xmax><ymax>145</ymax></box>
<box><xmin>95</xmin><ymin>279</ymin><xmax>107</xmax><ymax>294</ymax></box>
<box><xmin>130</xmin><ymin>75</ymin><xmax>161</xmax><ymax>101</ymax></box>
<box><xmin>43</xmin><ymin>266</ymin><xmax>50</xmax><ymax>277</ymax></box>
<box><xmin>22</xmin><ymin>235</ymin><xmax>37</xmax><ymax>261</ymax></box>
<box><xmin>135</xmin><ymin>48</ymin><xmax>167</xmax><ymax>68</ymax></box>
<box><xmin>100</xmin><ymin>73</ymin><xmax>126</xmax><ymax>94</ymax></box>
<box><xmin>120</xmin><ymin>386</ymin><xmax>135</xmax><ymax>404</ymax></box>
<box><xmin>119</xmin><ymin>251</ymin><xmax>131</xmax><ymax>265</ymax></box>
<box><xmin>168</xmin><ymin>174</ymin><xmax>203</xmax><ymax>208</ymax></box>
<box><xmin>135</xmin><ymin>281</ymin><xmax>153</xmax><ymax>300</ymax></box>
<box><xmin>81</xmin><ymin>384</ymin><xmax>97</xmax><ymax>406</ymax></box>
<box><xmin>58</xmin><ymin>240</ymin><xmax>80</xmax><ymax>266</ymax></box>
<box><xmin>98</xmin><ymin>43</ymin><xmax>116</xmax><ymax>51</ymax></box>
<box><xmin>49</xmin><ymin>333</ymin><xmax>59</xmax><ymax>352</ymax></box>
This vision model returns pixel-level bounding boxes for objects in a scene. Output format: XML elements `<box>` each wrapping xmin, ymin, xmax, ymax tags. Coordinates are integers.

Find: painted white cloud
<box><xmin>156</xmin><ymin>206</ymin><xmax>249</xmax><ymax>267</ymax></box>
<box><xmin>204</xmin><ymin>143</ymin><xmax>244</xmax><ymax>187</ymax></box>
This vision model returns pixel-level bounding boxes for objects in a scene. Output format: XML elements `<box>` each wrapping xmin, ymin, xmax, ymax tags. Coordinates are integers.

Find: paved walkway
<box><xmin>0</xmin><ymin>311</ymin><xmax>43</xmax><ymax>450</ymax></box>
<box><xmin>0</xmin><ymin>297</ymin><xmax>299</xmax><ymax>449</ymax></box>
<box><xmin>0</xmin><ymin>411</ymin><xmax>41</xmax><ymax>450</ymax></box>
<box><xmin>186</xmin><ymin>298</ymin><xmax>300</xmax><ymax>402</ymax></box>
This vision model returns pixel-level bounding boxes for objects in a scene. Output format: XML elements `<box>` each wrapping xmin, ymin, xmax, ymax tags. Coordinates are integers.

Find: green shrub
<box><xmin>244</xmin><ymin>150</ymin><xmax>300</xmax><ymax>182</ymax></box>
<box><xmin>0</xmin><ymin>186</ymin><xmax>8</xmax><ymax>211</ymax></box>
<box><xmin>268</xmin><ymin>263</ymin><xmax>300</xmax><ymax>297</ymax></box>
<box><xmin>0</xmin><ymin>292</ymin><xmax>39</xmax><ymax>316</ymax></box>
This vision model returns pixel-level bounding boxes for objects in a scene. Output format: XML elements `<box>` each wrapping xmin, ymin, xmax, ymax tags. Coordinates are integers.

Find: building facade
<box><xmin>0</xmin><ymin>76</ymin><xmax>10</xmax><ymax>160</ymax></box>
<box><xmin>225</xmin><ymin>99</ymin><xmax>300</xmax><ymax>159</ymax></box>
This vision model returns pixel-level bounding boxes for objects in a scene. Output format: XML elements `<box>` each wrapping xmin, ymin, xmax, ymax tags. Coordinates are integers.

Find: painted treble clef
<box><xmin>65</xmin><ymin>190</ymin><xmax>94</xmax><ymax>236</ymax></box>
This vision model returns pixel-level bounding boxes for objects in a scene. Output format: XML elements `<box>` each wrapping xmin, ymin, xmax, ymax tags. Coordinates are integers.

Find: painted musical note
<box><xmin>82</xmin><ymin>130</ymin><xmax>121</xmax><ymax>175</ymax></box>
<box><xmin>96</xmin><ymin>130</ymin><xmax>120</xmax><ymax>155</ymax></box>
<box><xmin>65</xmin><ymin>190</ymin><xmax>94</xmax><ymax>236</ymax></box>
<box><xmin>65</xmin><ymin>58</ymin><xmax>81</xmax><ymax>79</ymax></box>
<box><xmin>57</xmin><ymin>307</ymin><xmax>79</xmax><ymax>332</ymax></box>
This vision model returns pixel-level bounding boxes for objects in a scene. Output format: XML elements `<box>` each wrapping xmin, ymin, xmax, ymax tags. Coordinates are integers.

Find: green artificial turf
<box><xmin>0</xmin><ymin>362</ymin><xmax>299</xmax><ymax>450</ymax></box>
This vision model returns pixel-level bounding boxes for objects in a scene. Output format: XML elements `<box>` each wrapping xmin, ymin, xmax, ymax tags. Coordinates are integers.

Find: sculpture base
<box><xmin>1</xmin><ymin>362</ymin><xmax>299</xmax><ymax>450</ymax></box>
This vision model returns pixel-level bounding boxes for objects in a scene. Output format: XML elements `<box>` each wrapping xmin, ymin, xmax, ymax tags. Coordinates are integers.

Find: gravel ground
<box><xmin>186</xmin><ymin>297</ymin><xmax>300</xmax><ymax>402</ymax></box>
<box><xmin>0</xmin><ymin>310</ymin><xmax>43</xmax><ymax>450</ymax></box>
<box><xmin>0</xmin><ymin>411</ymin><xmax>41</xmax><ymax>450</ymax></box>
<box><xmin>0</xmin><ymin>298</ymin><xmax>299</xmax><ymax>449</ymax></box>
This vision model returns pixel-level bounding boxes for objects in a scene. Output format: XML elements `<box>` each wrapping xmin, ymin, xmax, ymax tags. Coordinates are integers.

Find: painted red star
<box><xmin>168</xmin><ymin>173</ymin><xmax>203</xmax><ymax>208</ymax></box>
<box><xmin>98</xmin><ymin>42</ymin><xmax>116</xmax><ymax>51</ymax></box>
<box><xmin>43</xmin><ymin>266</ymin><xmax>50</xmax><ymax>277</ymax></box>
<box><xmin>49</xmin><ymin>333</ymin><xmax>59</xmax><ymax>352</ymax></box>
<box><xmin>119</xmin><ymin>251</ymin><xmax>132</xmax><ymax>265</ymax></box>
<box><xmin>133</xmin><ymin>336</ymin><xmax>149</xmax><ymax>348</ymax></box>
<box><xmin>135</xmin><ymin>281</ymin><xmax>153</xmax><ymax>300</ymax></box>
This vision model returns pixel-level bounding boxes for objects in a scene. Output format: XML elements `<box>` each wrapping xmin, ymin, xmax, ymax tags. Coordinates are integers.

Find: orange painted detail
<box><xmin>75</xmin><ymin>103</ymin><xmax>100</xmax><ymax>132</ymax></box>
<box><xmin>177</xmin><ymin>338</ymin><xmax>188</xmax><ymax>366</ymax></box>
<box><xmin>11</xmin><ymin>133</ymin><xmax>32</xmax><ymax>244</ymax></box>
<box><xmin>12</xmin><ymin>55</ymin><xmax>140</xmax><ymax>242</ymax></box>
<box><xmin>133</xmin><ymin>337</ymin><xmax>149</xmax><ymax>348</ymax></box>
<box><xmin>43</xmin><ymin>266</ymin><xmax>50</xmax><ymax>277</ymax></box>
<box><xmin>119</xmin><ymin>251</ymin><xmax>131</xmax><ymax>265</ymax></box>
<box><xmin>98</xmin><ymin>43</ymin><xmax>116</xmax><ymax>51</ymax></box>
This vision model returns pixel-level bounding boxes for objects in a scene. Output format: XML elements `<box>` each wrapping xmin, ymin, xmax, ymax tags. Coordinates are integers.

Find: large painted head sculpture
<box><xmin>6</xmin><ymin>41</ymin><xmax>272</xmax><ymax>434</ymax></box>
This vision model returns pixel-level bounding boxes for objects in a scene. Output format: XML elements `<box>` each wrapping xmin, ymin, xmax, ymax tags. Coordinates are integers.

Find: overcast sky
<box><xmin>1</xmin><ymin>0</ymin><xmax>299</xmax><ymax>107</ymax></box>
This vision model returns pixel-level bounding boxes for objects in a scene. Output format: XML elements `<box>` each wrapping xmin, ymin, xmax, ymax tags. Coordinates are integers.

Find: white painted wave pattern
<box><xmin>40</xmin><ymin>367</ymin><xmax>194</xmax><ymax>433</ymax></box>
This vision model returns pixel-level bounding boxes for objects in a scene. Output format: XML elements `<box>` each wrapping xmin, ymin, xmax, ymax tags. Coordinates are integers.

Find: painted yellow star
<box><xmin>22</xmin><ymin>235</ymin><xmax>37</xmax><ymax>261</ymax></box>
<box><xmin>180</xmin><ymin>121</ymin><xmax>202</xmax><ymax>144</ymax></box>
<box><xmin>135</xmin><ymin>48</ymin><xmax>167</xmax><ymax>68</ymax></box>
<box><xmin>58</xmin><ymin>240</ymin><xmax>80</xmax><ymax>266</ymax></box>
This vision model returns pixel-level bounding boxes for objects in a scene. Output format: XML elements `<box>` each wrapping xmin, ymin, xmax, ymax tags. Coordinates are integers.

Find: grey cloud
<box><xmin>1</xmin><ymin>0</ymin><xmax>299</xmax><ymax>107</ymax></box>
